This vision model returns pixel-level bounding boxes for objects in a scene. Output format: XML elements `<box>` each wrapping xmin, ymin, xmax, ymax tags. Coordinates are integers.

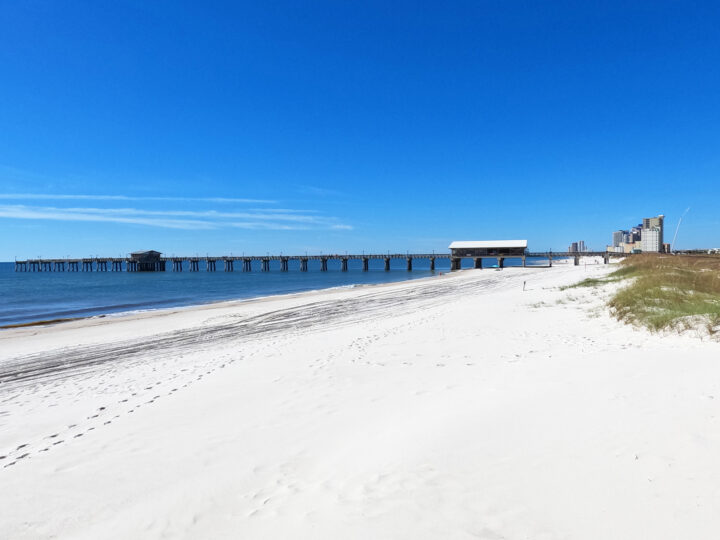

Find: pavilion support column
<box><xmin>498</xmin><ymin>257</ymin><xmax>504</xmax><ymax>269</ymax></box>
<box><xmin>474</xmin><ymin>258</ymin><xmax>482</xmax><ymax>269</ymax></box>
<box><xmin>574</xmin><ymin>256</ymin><xmax>580</xmax><ymax>266</ymax></box>
<box><xmin>451</xmin><ymin>257</ymin><xmax>460</xmax><ymax>271</ymax></box>
<box><xmin>604</xmin><ymin>254</ymin><xmax>609</xmax><ymax>264</ymax></box>
<box><xmin>522</xmin><ymin>256</ymin><xmax>527</xmax><ymax>267</ymax></box>
<box><xmin>548</xmin><ymin>256</ymin><xmax>553</xmax><ymax>268</ymax></box>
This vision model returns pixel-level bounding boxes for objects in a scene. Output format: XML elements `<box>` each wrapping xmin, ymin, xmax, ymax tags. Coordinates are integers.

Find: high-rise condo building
<box><xmin>612</xmin><ymin>230</ymin><xmax>625</xmax><ymax>247</ymax></box>
<box><xmin>641</xmin><ymin>227</ymin><xmax>662</xmax><ymax>253</ymax></box>
<box><xmin>640</xmin><ymin>214</ymin><xmax>664</xmax><ymax>252</ymax></box>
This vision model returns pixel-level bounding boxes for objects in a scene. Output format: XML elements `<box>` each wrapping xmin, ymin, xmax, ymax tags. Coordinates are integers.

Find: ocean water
<box><xmin>0</xmin><ymin>257</ymin><xmax>553</xmax><ymax>327</ymax></box>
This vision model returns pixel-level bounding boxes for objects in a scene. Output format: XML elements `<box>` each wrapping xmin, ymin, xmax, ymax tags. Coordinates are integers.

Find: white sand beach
<box><xmin>1</xmin><ymin>260</ymin><xmax>719</xmax><ymax>539</ymax></box>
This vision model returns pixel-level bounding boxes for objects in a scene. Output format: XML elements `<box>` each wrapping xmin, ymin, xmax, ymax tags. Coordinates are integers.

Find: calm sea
<box><xmin>0</xmin><ymin>257</ymin><xmax>552</xmax><ymax>327</ymax></box>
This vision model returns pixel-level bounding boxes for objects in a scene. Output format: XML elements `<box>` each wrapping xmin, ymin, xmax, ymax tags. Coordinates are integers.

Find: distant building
<box><xmin>578</xmin><ymin>240</ymin><xmax>586</xmax><ymax>252</ymax></box>
<box><xmin>637</xmin><ymin>214</ymin><xmax>664</xmax><ymax>253</ymax></box>
<box><xmin>623</xmin><ymin>242</ymin><xmax>637</xmax><ymax>254</ymax></box>
<box><xmin>641</xmin><ymin>228</ymin><xmax>661</xmax><ymax>253</ymax></box>
<box><xmin>663</xmin><ymin>243</ymin><xmax>671</xmax><ymax>254</ymax></box>
<box><xmin>569</xmin><ymin>242</ymin><xmax>578</xmax><ymax>253</ymax></box>
<box><xmin>640</xmin><ymin>215</ymin><xmax>664</xmax><ymax>252</ymax></box>
<box><xmin>612</xmin><ymin>231</ymin><xmax>625</xmax><ymax>248</ymax></box>
<box><xmin>643</xmin><ymin>215</ymin><xmax>664</xmax><ymax>231</ymax></box>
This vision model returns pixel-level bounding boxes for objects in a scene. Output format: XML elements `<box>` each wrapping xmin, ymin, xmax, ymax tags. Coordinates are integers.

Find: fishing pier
<box><xmin>14</xmin><ymin>244</ymin><xmax>615</xmax><ymax>273</ymax></box>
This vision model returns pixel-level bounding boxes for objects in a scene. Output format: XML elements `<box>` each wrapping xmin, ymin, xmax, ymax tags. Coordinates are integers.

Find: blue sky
<box><xmin>1</xmin><ymin>1</ymin><xmax>718</xmax><ymax>259</ymax></box>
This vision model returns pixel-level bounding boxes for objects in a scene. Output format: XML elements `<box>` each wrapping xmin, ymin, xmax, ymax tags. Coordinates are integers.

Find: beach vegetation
<box><xmin>607</xmin><ymin>255</ymin><xmax>720</xmax><ymax>333</ymax></box>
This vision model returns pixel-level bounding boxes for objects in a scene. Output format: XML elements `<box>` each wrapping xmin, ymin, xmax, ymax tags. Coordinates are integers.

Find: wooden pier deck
<box><xmin>14</xmin><ymin>252</ymin><xmax>617</xmax><ymax>272</ymax></box>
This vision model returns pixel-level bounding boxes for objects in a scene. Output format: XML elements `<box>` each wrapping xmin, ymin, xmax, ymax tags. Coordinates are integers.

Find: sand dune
<box><xmin>1</xmin><ymin>260</ymin><xmax>719</xmax><ymax>539</ymax></box>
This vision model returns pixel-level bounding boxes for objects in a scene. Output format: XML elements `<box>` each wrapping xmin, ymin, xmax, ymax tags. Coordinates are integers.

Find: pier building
<box><xmin>129</xmin><ymin>250</ymin><xmax>165</xmax><ymax>272</ymax></box>
<box><xmin>448</xmin><ymin>240</ymin><xmax>529</xmax><ymax>270</ymax></box>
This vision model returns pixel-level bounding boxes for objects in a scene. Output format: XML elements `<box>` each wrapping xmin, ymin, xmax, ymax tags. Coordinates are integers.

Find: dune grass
<box><xmin>560</xmin><ymin>265</ymin><xmax>637</xmax><ymax>290</ymax></box>
<box><xmin>607</xmin><ymin>255</ymin><xmax>720</xmax><ymax>333</ymax></box>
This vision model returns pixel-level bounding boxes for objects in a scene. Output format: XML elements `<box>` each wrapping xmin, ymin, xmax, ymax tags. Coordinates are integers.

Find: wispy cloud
<box><xmin>0</xmin><ymin>204</ymin><xmax>353</xmax><ymax>231</ymax></box>
<box><xmin>55</xmin><ymin>206</ymin><xmax>339</xmax><ymax>224</ymax></box>
<box><xmin>0</xmin><ymin>205</ymin><xmax>215</xmax><ymax>230</ymax></box>
<box><xmin>0</xmin><ymin>193</ymin><xmax>275</xmax><ymax>204</ymax></box>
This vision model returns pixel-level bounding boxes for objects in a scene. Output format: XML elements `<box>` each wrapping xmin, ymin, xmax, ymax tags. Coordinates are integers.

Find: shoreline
<box><xmin>0</xmin><ymin>258</ymin><xmax>579</xmax><ymax>330</ymax></box>
<box><xmin>0</xmin><ymin>267</ymin><xmax>451</xmax><ymax>331</ymax></box>
<box><xmin>0</xmin><ymin>266</ymin><xmax>470</xmax><ymax>359</ymax></box>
